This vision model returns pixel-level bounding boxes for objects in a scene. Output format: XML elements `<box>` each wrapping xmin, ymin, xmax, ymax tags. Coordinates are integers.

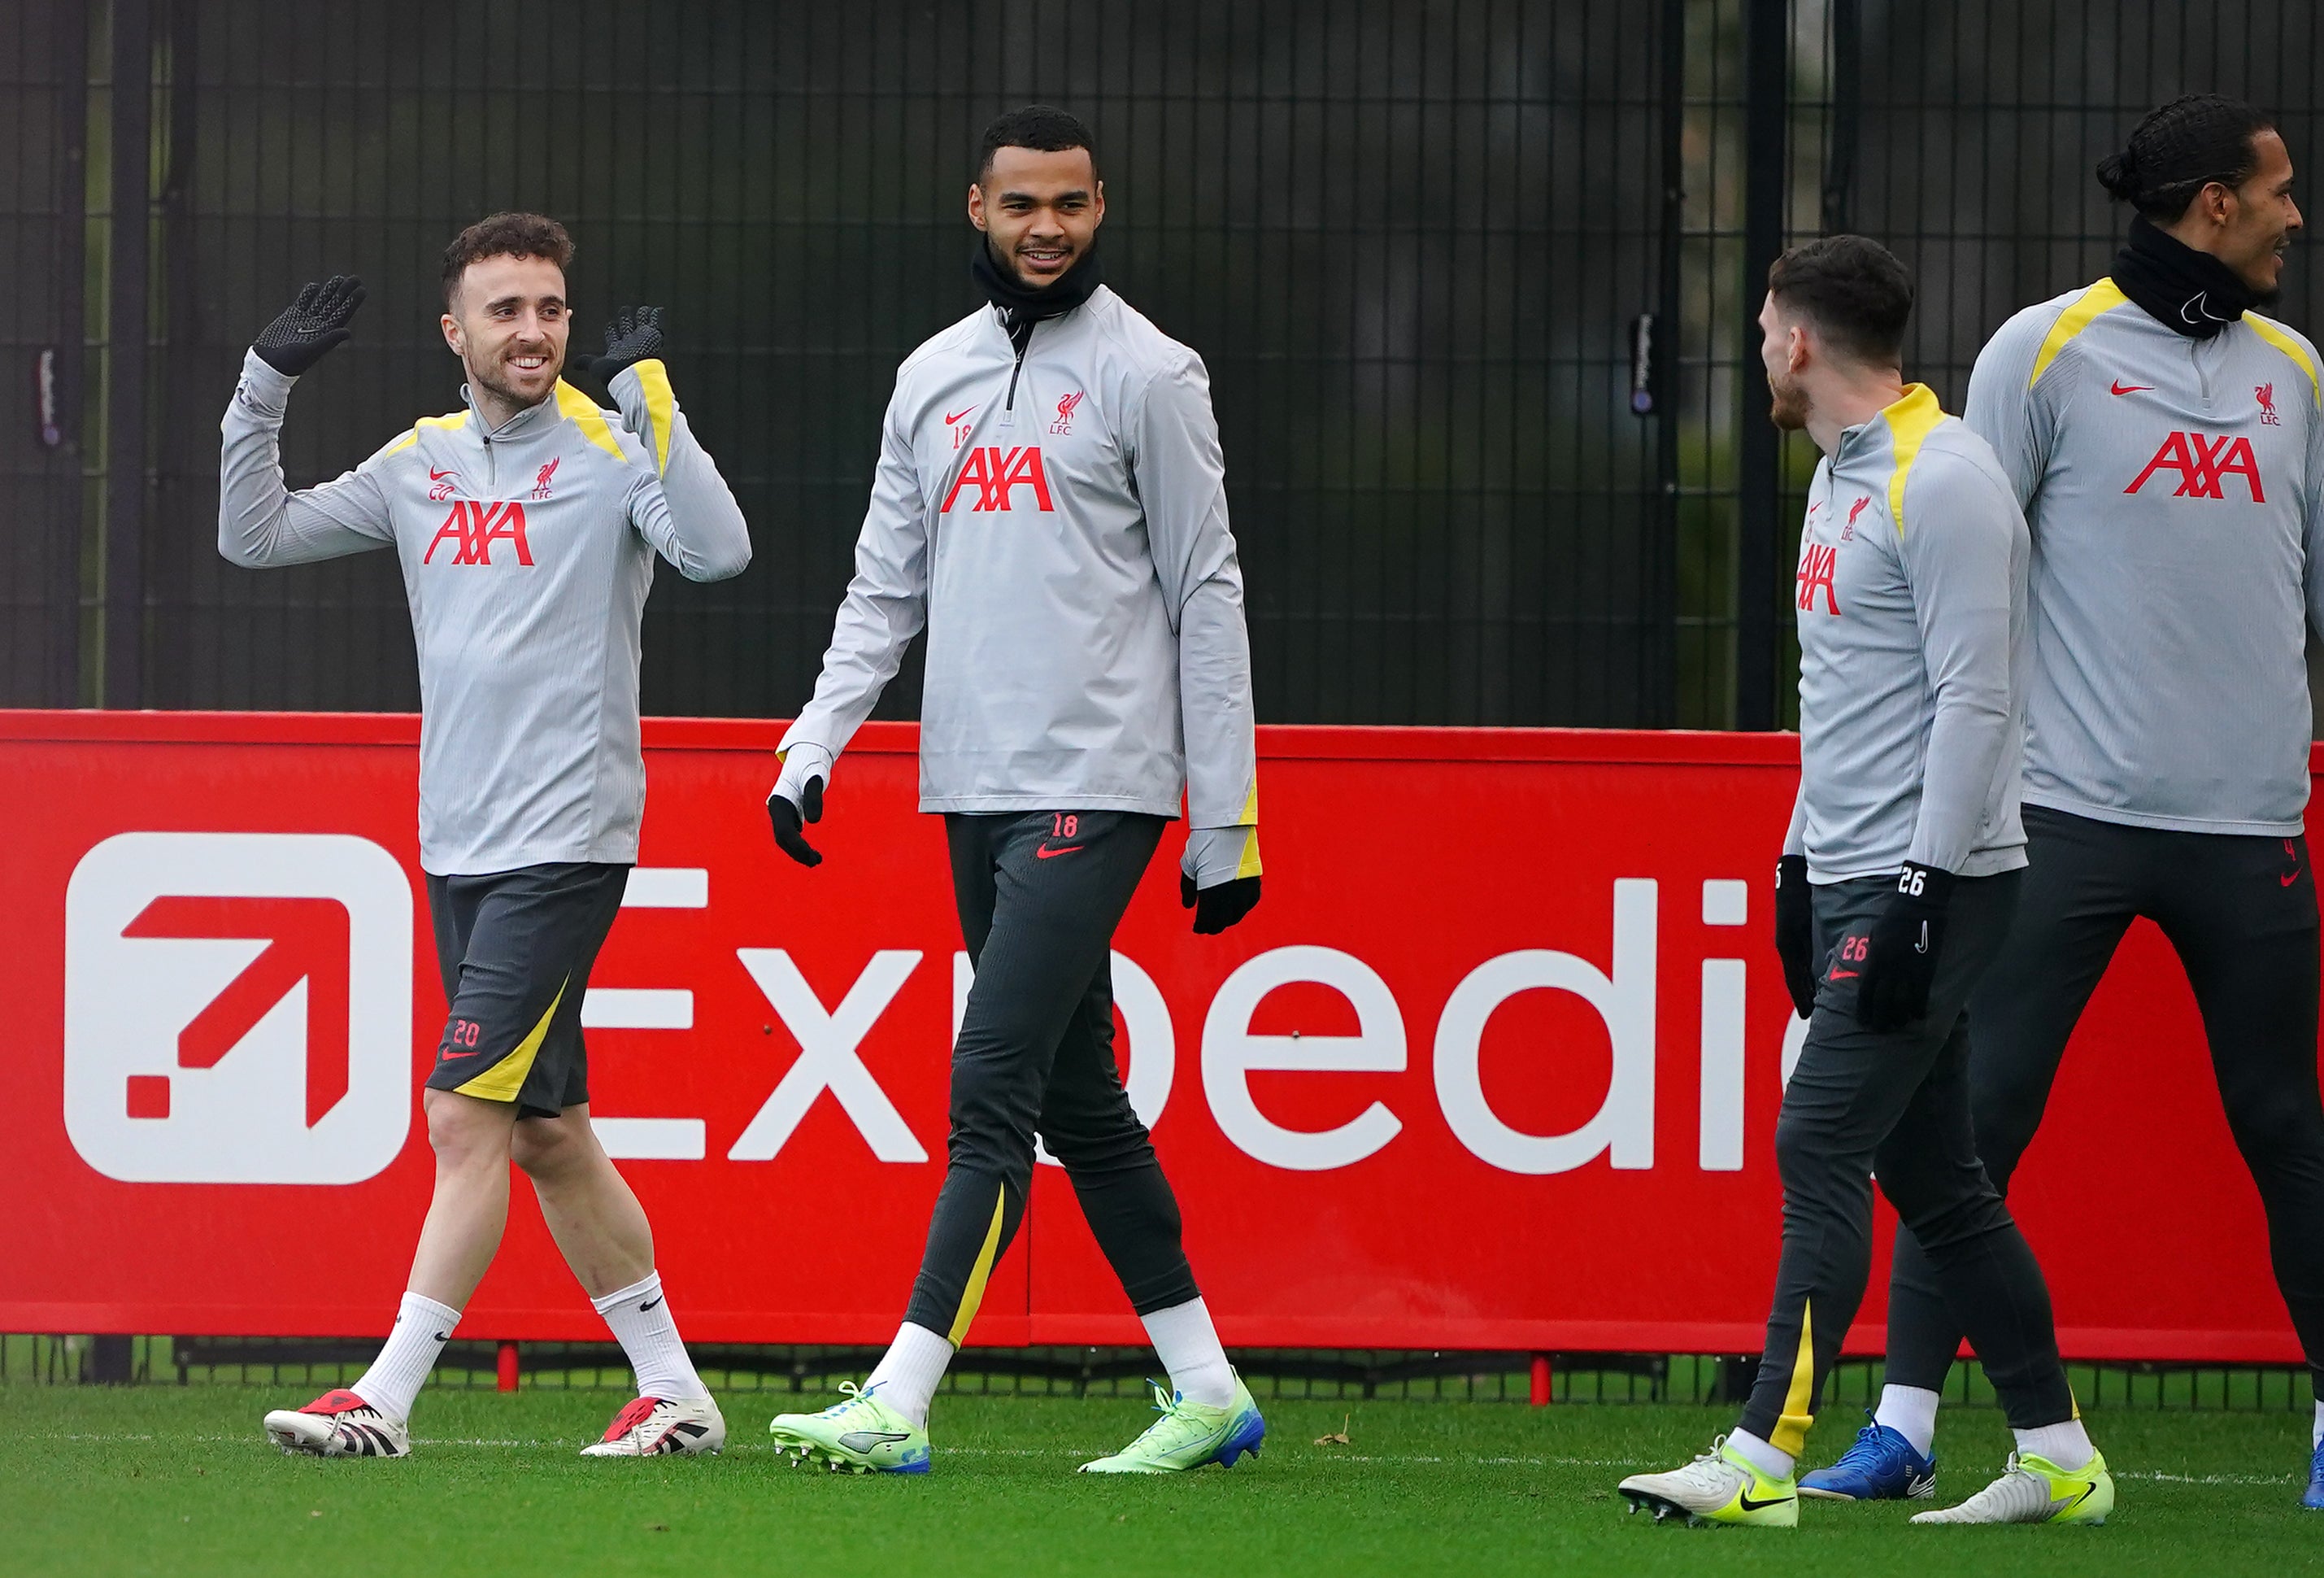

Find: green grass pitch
<box><xmin>4</xmin><ymin>1384</ymin><xmax>2315</xmax><ymax>1576</ymax></box>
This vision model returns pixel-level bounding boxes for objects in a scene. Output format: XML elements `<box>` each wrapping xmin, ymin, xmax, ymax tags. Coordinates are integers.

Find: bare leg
<box><xmin>512</xmin><ymin>1103</ymin><xmax>654</xmax><ymax>1298</ymax></box>
<box><xmin>405</xmin><ymin>1088</ymin><xmax>520</xmax><ymax>1307</ymax></box>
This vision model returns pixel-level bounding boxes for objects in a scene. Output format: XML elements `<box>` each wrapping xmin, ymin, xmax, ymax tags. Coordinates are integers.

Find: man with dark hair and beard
<box><xmin>1617</xmin><ymin>234</ymin><xmax>2113</xmax><ymax>1529</ymax></box>
<box><xmin>760</xmin><ymin>106</ymin><xmax>1266</xmax><ymax>1477</ymax></box>
<box><xmin>1808</xmin><ymin>94</ymin><xmax>2324</xmax><ymax>1513</ymax></box>
<box><xmin>221</xmin><ymin>213</ymin><xmax>751</xmax><ymax>1459</ymax></box>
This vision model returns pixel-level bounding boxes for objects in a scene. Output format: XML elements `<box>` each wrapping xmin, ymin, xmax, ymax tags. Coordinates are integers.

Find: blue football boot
<box><xmin>2304</xmin><ymin>1439</ymin><xmax>2324</xmax><ymax>1510</ymax></box>
<box><xmin>1798</xmin><ymin>1410</ymin><xmax>1938</xmax><ymax>1502</ymax></box>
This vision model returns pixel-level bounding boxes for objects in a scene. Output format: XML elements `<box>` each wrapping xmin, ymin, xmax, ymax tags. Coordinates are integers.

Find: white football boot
<box><xmin>262</xmin><ymin>1388</ymin><xmax>411</xmax><ymax>1458</ymax></box>
<box><xmin>580</xmin><ymin>1394</ymin><xmax>728</xmax><ymax>1457</ymax></box>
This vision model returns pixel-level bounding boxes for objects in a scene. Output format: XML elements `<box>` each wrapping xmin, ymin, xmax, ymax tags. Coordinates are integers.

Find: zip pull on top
<box><xmin>1002</xmin><ymin>312</ymin><xmax>1038</xmax><ymax>424</ymax></box>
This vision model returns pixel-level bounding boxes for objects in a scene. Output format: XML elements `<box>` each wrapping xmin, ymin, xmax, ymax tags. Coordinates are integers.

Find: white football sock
<box><xmin>590</xmin><ymin>1271</ymin><xmax>707</xmax><ymax>1401</ymax></box>
<box><xmin>351</xmin><ymin>1292</ymin><xmax>460</xmax><ymax>1422</ymax></box>
<box><xmin>1140</xmin><ymin>1297</ymin><xmax>1236</xmax><ymax>1408</ymax></box>
<box><xmin>1727</xmin><ymin>1427</ymin><xmax>1795</xmax><ymax>1480</ymax></box>
<box><xmin>2312</xmin><ymin>1397</ymin><xmax>2322</xmax><ymax>1449</ymax></box>
<box><xmin>1874</xmin><ymin>1384</ymin><xmax>1941</xmax><ymax>1457</ymax></box>
<box><xmin>2013</xmin><ymin>1418</ymin><xmax>2095</xmax><ymax>1471</ymax></box>
<box><xmin>863</xmin><ymin>1322</ymin><xmax>953</xmax><ymax>1428</ymax></box>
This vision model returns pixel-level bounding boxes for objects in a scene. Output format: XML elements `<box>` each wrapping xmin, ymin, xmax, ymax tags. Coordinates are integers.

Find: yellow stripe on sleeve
<box><xmin>2027</xmin><ymin>278</ymin><xmax>2129</xmax><ymax>387</ymax></box>
<box><xmin>1770</xmin><ymin>1297</ymin><xmax>1817</xmax><ymax>1458</ymax></box>
<box><xmin>2245</xmin><ymin>312</ymin><xmax>2322</xmax><ymax>408</ymax></box>
<box><xmin>455</xmin><ymin>980</ymin><xmax>566</xmax><ymax>1105</ymax></box>
<box><xmin>1881</xmin><ymin>382</ymin><xmax>1946</xmax><ymax>534</ymax></box>
<box><xmin>629</xmin><ymin>359</ymin><xmax>678</xmax><ymax>475</ymax></box>
<box><xmin>554</xmin><ymin>380</ymin><xmax>628</xmax><ymax>461</ymax></box>
<box><xmin>946</xmin><ymin>1188</ymin><xmax>1010</xmax><ymax>1347</ymax></box>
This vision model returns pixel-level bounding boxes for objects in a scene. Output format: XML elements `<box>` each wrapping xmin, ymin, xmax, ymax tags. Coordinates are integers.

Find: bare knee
<box><xmin>511</xmin><ymin>1108</ymin><xmax>601</xmax><ymax>1184</ymax></box>
<box><xmin>424</xmin><ymin>1089</ymin><xmax>516</xmax><ymax>1172</ymax></box>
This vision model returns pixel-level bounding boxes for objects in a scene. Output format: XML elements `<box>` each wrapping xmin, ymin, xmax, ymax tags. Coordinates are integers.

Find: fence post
<box><xmin>1529</xmin><ymin>1354</ymin><xmax>1553</xmax><ymax>1406</ymax></box>
<box><xmin>497</xmin><ymin>1340</ymin><xmax>520</xmax><ymax>1393</ymax></box>
<box><xmin>1734</xmin><ymin>0</ymin><xmax>1790</xmax><ymax>730</ymax></box>
<box><xmin>101</xmin><ymin>0</ymin><xmax>153</xmax><ymax>708</ymax></box>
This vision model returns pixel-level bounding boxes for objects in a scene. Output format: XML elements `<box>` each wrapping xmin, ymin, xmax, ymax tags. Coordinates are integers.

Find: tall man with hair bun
<box><xmin>1813</xmin><ymin>94</ymin><xmax>2324</xmax><ymax>1513</ymax></box>
<box><xmin>1617</xmin><ymin>235</ymin><xmax>2113</xmax><ymax>1529</ymax></box>
<box><xmin>762</xmin><ymin>104</ymin><xmax>1266</xmax><ymax>1478</ymax></box>
<box><xmin>219</xmin><ymin>212</ymin><xmax>751</xmax><ymax>1459</ymax></box>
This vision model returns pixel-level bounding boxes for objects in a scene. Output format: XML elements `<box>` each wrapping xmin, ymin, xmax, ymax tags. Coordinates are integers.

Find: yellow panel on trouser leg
<box><xmin>946</xmin><ymin>1188</ymin><xmax>1010</xmax><ymax>1347</ymax></box>
<box><xmin>1771</xmin><ymin>1298</ymin><xmax>1817</xmax><ymax>1458</ymax></box>
<box><xmin>455</xmin><ymin>981</ymin><xmax>567</xmax><ymax>1105</ymax></box>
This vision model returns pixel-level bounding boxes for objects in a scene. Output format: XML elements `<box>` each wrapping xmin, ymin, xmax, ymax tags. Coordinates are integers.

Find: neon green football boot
<box><xmin>1617</xmin><ymin>1436</ymin><xmax>1800</xmax><ymax>1527</ymax></box>
<box><xmin>768</xmin><ymin>1381</ymin><xmax>931</xmax><ymax>1475</ymax></box>
<box><xmin>1078</xmin><ymin>1375</ymin><xmax>1267</xmax><ymax>1474</ymax></box>
<box><xmin>1911</xmin><ymin>1449</ymin><xmax>2113</xmax><ymax>1525</ymax></box>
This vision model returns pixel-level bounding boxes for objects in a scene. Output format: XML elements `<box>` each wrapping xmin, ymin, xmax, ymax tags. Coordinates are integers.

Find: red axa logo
<box><xmin>2125</xmin><ymin>431</ymin><xmax>2266</xmax><ymax>503</ymax></box>
<box><xmin>942</xmin><ymin>445</ymin><xmax>1055</xmax><ymax>512</ymax></box>
<box><xmin>1795</xmin><ymin>541</ymin><xmax>1839</xmax><ymax>615</ymax></box>
<box><xmin>423</xmin><ymin>499</ymin><xmax>535</xmax><ymax>565</ymax></box>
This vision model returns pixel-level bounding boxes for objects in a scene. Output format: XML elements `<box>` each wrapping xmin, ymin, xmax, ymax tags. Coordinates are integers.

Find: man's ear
<box><xmin>1788</xmin><ymin>321</ymin><xmax>1812</xmax><ymax>377</ymax></box>
<box><xmin>440</xmin><ymin>313</ymin><xmax>462</xmax><ymax>355</ymax></box>
<box><xmin>967</xmin><ymin>181</ymin><xmax>988</xmax><ymax>233</ymax></box>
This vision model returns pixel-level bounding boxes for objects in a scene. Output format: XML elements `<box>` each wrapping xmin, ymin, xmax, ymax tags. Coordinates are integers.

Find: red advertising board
<box><xmin>0</xmin><ymin>710</ymin><xmax>2310</xmax><ymax>1362</ymax></box>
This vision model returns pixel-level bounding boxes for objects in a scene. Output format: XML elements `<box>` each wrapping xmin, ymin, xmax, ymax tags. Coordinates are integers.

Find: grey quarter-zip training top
<box><xmin>1965</xmin><ymin>280</ymin><xmax>2324</xmax><ymax>835</ymax></box>
<box><xmin>781</xmin><ymin>284</ymin><xmax>1260</xmax><ymax>873</ymax></box>
<box><xmin>218</xmin><ymin>350</ymin><xmax>751</xmax><ymax>874</ymax></box>
<box><xmin>1786</xmin><ymin>383</ymin><xmax>2033</xmax><ymax>883</ymax></box>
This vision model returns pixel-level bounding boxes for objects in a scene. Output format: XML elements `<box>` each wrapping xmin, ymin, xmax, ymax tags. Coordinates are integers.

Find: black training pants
<box><xmin>901</xmin><ymin>810</ymin><xmax>1201</xmax><ymax>1342</ymax></box>
<box><xmin>1886</xmin><ymin>804</ymin><xmax>2324</xmax><ymax>1396</ymax></box>
<box><xmin>1738</xmin><ymin>870</ymin><xmax>2078</xmax><ymax>1454</ymax></box>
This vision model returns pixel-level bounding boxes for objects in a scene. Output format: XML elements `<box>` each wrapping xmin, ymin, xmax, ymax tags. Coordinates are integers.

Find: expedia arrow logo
<box><xmin>63</xmin><ymin>832</ymin><xmax>413</xmax><ymax>1184</ymax></box>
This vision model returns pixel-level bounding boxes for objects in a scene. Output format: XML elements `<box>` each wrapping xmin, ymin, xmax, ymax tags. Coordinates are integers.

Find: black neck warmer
<box><xmin>2112</xmin><ymin>214</ymin><xmax>2270</xmax><ymax>339</ymax></box>
<box><xmin>973</xmin><ymin>240</ymin><xmax>1103</xmax><ymax>347</ymax></box>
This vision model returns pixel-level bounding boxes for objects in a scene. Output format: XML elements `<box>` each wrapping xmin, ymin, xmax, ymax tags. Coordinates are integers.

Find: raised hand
<box><xmin>572</xmin><ymin>305</ymin><xmax>664</xmax><ymax>383</ymax></box>
<box><xmin>252</xmin><ymin>276</ymin><xmax>365</xmax><ymax>376</ymax></box>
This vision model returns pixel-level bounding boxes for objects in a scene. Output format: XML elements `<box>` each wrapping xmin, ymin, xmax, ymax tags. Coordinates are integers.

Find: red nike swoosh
<box><xmin>429</xmin><ymin>466</ymin><xmax>455</xmax><ymax>480</ymax></box>
<box><xmin>2283</xmin><ymin>872</ymin><xmax>2302</xmax><ymax>887</ymax></box>
<box><xmin>1828</xmin><ymin>969</ymin><xmax>1860</xmax><ymax>979</ymax></box>
<box><xmin>1036</xmin><ymin>843</ymin><xmax>1085</xmax><ymax>860</ymax></box>
<box><xmin>2109</xmin><ymin>381</ymin><xmax>2152</xmax><ymax>395</ymax></box>
<box><xmin>945</xmin><ymin>408</ymin><xmax>977</xmax><ymax>425</ymax></box>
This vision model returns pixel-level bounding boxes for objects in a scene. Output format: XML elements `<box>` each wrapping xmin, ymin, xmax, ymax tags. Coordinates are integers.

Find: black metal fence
<box><xmin>6</xmin><ymin>0</ymin><xmax>2323</xmax><ymax>726</ymax></box>
<box><xmin>10</xmin><ymin>1335</ymin><xmax>2314</xmax><ymax>1418</ymax></box>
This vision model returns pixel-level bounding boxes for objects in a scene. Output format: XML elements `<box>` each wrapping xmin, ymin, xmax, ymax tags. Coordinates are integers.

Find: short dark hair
<box><xmin>1767</xmin><ymin>235</ymin><xmax>1915</xmax><ymax>364</ymax></box>
<box><xmin>2097</xmin><ymin>94</ymin><xmax>2278</xmax><ymax>222</ymax></box>
<box><xmin>442</xmin><ymin>211</ymin><xmax>573</xmax><ymax>308</ymax></box>
<box><xmin>977</xmin><ymin>105</ymin><xmax>1098</xmax><ymax>184</ymax></box>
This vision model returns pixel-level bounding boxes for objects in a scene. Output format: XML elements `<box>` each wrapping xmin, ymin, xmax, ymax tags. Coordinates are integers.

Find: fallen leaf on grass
<box><xmin>648</xmin><ymin>1523</ymin><xmax>669</xmax><ymax>1533</ymax></box>
<box><xmin>1313</xmin><ymin>1414</ymin><xmax>1353</xmax><ymax>1447</ymax></box>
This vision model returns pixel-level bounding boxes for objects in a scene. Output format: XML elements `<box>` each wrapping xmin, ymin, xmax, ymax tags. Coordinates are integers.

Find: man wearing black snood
<box><xmin>764</xmin><ymin>104</ymin><xmax>1266</xmax><ymax>1478</ymax></box>
<box><xmin>1798</xmin><ymin>94</ymin><xmax>2324</xmax><ymax>1515</ymax></box>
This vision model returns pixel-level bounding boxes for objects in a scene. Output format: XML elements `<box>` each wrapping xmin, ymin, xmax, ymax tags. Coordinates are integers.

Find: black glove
<box><xmin>252</xmin><ymin>275</ymin><xmax>365</xmax><ymax>376</ymax></box>
<box><xmin>1182</xmin><ymin>873</ymin><xmax>1261</xmax><ymax>935</ymax></box>
<box><xmin>1852</xmin><ymin>861</ymin><xmax>1957</xmax><ymax>1032</ymax></box>
<box><xmin>1773</xmin><ymin>853</ymin><xmax>1817</xmax><ymax>1020</ymax></box>
<box><xmin>766</xmin><ymin>773</ymin><xmax>825</xmax><ymax>867</ymax></box>
<box><xmin>570</xmin><ymin>305</ymin><xmax>664</xmax><ymax>383</ymax></box>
